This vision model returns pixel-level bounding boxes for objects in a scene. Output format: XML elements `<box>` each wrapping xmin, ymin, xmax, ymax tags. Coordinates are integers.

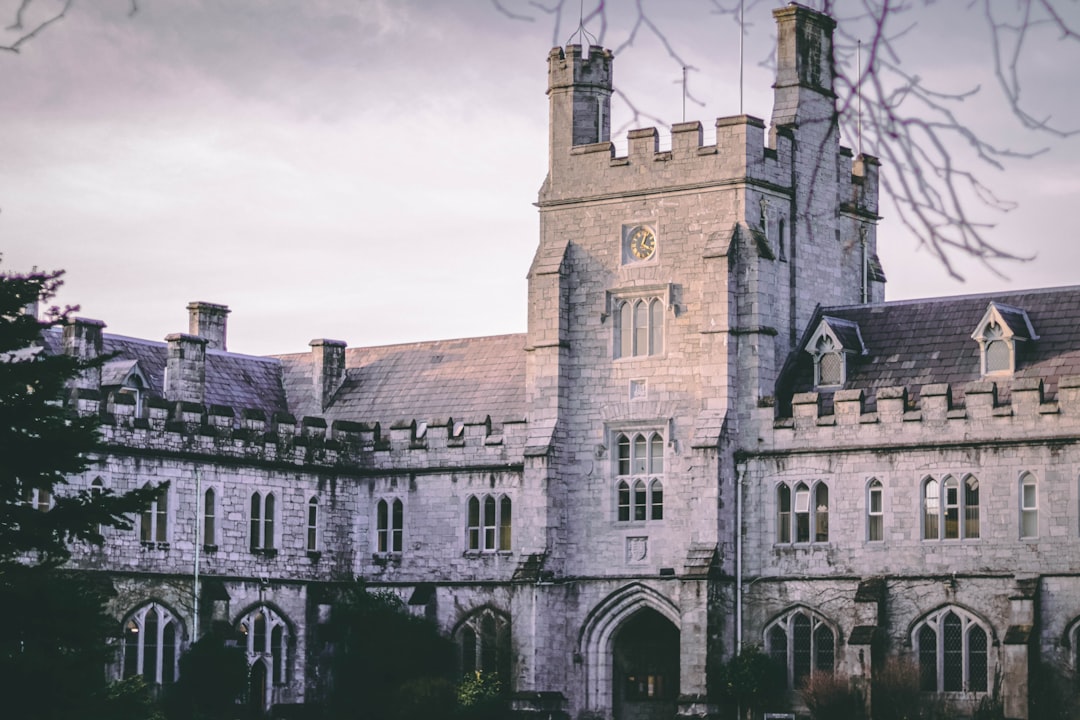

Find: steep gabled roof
<box><xmin>779</xmin><ymin>285</ymin><xmax>1080</xmax><ymax>409</ymax></box>
<box><xmin>276</xmin><ymin>333</ymin><xmax>528</xmax><ymax>427</ymax></box>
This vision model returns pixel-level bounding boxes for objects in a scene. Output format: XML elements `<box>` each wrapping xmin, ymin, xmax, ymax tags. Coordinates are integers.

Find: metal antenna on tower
<box><xmin>739</xmin><ymin>0</ymin><xmax>745</xmax><ymax>114</ymax></box>
<box><xmin>566</xmin><ymin>0</ymin><xmax>598</xmax><ymax>49</ymax></box>
<box><xmin>857</xmin><ymin>39</ymin><xmax>863</xmax><ymax>155</ymax></box>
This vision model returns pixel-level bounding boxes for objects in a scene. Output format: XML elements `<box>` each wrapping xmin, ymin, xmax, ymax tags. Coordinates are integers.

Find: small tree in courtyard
<box><xmin>710</xmin><ymin>644</ymin><xmax>785</xmax><ymax>720</ymax></box>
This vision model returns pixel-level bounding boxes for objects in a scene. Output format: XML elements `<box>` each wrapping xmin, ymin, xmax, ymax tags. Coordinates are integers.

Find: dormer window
<box><xmin>815</xmin><ymin>336</ymin><xmax>844</xmax><ymax>387</ymax></box>
<box><xmin>805</xmin><ymin>316</ymin><xmax>866</xmax><ymax>390</ymax></box>
<box><xmin>971</xmin><ymin>302</ymin><xmax>1038</xmax><ymax>377</ymax></box>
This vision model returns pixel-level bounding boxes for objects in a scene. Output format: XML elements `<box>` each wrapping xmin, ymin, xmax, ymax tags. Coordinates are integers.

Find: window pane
<box><xmin>264</xmin><ymin>494</ymin><xmax>275</xmax><ymax>549</ymax></box>
<box><xmin>814</xmin><ymin>484</ymin><xmax>829</xmax><ymax>542</ymax></box>
<box><xmin>768</xmin><ymin>625</ymin><xmax>787</xmax><ymax>669</ymax></box>
<box><xmin>467</xmin><ymin>497</ymin><xmax>480</xmax><ymax>550</ymax></box>
<box><xmin>123</xmin><ymin>621</ymin><xmax>139</xmax><ymax>679</ymax></box>
<box><xmin>633</xmin><ymin>301</ymin><xmax>648</xmax><ymax>357</ymax></box>
<box><xmin>793</xmin><ymin>614</ymin><xmax>811</xmax><ymax>686</ymax></box>
<box><xmin>969</xmin><ymin>625</ymin><xmax>987</xmax><ymax>692</ymax></box>
<box><xmin>162</xmin><ymin>621</ymin><xmax>176</xmax><ymax>684</ymax></box>
<box><xmin>144</xmin><ymin>610</ymin><xmax>158</xmax><ymax>685</ymax></box>
<box><xmin>499</xmin><ymin>497</ymin><xmax>512</xmax><ymax>550</ymax></box>
<box><xmin>633</xmin><ymin>434</ymin><xmax>647</xmax><ymax>474</ymax></box>
<box><xmin>617</xmin><ymin>434</ymin><xmax>630</xmax><ymax>475</ymax></box>
<box><xmin>618</xmin><ymin>482</ymin><xmax>630</xmax><ymax>522</ymax></box>
<box><xmin>918</xmin><ymin>625</ymin><xmax>937</xmax><ymax>691</ymax></box>
<box><xmin>462</xmin><ymin>627</ymin><xmax>477</xmax><ymax>674</ymax></box>
<box><xmin>250</xmin><ymin>494</ymin><xmax>261</xmax><ymax>550</ymax></box>
<box><xmin>818</xmin><ymin>352</ymin><xmax>842</xmax><ymax>385</ymax></box>
<box><xmin>480</xmin><ymin>615</ymin><xmax>497</xmax><ymax>673</ymax></box>
<box><xmin>965</xmin><ymin>478</ymin><xmax>980</xmax><ymax>539</ymax></box>
<box><xmin>986</xmin><ymin>339</ymin><xmax>1010</xmax><ymax>373</ymax></box>
<box><xmin>924</xmin><ymin>480</ymin><xmax>940</xmax><ymax>540</ymax></box>
<box><xmin>634</xmin><ymin>481</ymin><xmax>647</xmax><ymax>521</ymax></box>
<box><xmin>944</xmin><ymin>477</ymin><xmax>960</xmax><ymax>539</ymax></box>
<box><xmin>650</xmin><ymin>480</ymin><xmax>663</xmax><ymax>521</ymax></box>
<box><xmin>778</xmin><ymin>485</ymin><xmax>791</xmax><ymax>543</ymax></box>
<box><xmin>649</xmin><ymin>299</ymin><xmax>663</xmax><ymax>355</ymax></box>
<box><xmin>619</xmin><ymin>303</ymin><xmax>632</xmax><ymax>359</ymax></box>
<box><xmin>868</xmin><ymin>481</ymin><xmax>883</xmax><ymax>542</ymax></box>
<box><xmin>392</xmin><ymin>499</ymin><xmax>403</xmax><ymax>552</ymax></box>
<box><xmin>814</xmin><ymin>624</ymin><xmax>834</xmax><ymax>672</ymax></box>
<box><xmin>483</xmin><ymin>496</ymin><xmax>496</xmax><ymax>550</ymax></box>
<box><xmin>307</xmin><ymin>499</ymin><xmax>318</xmax><ymax>551</ymax></box>
<box><xmin>650</xmin><ymin>433</ymin><xmax>663</xmax><ymax>474</ymax></box>
<box><xmin>943</xmin><ymin>613</ymin><xmax>963</xmax><ymax>692</ymax></box>
<box><xmin>254</xmin><ymin>611</ymin><xmax>267</xmax><ymax>654</ymax></box>
<box><xmin>155</xmin><ymin>490</ymin><xmax>168</xmax><ymax>543</ymax></box>
<box><xmin>377</xmin><ymin>500</ymin><xmax>388</xmax><ymax>553</ymax></box>
<box><xmin>271</xmin><ymin>626</ymin><xmax>284</xmax><ymax>685</ymax></box>
<box><xmin>204</xmin><ymin>488</ymin><xmax>215</xmax><ymax>545</ymax></box>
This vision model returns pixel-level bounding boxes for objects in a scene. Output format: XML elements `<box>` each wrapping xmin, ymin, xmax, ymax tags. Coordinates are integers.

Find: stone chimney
<box><xmin>63</xmin><ymin>317</ymin><xmax>105</xmax><ymax>389</ymax></box>
<box><xmin>164</xmin><ymin>333</ymin><xmax>208</xmax><ymax>404</ymax></box>
<box><xmin>309</xmin><ymin>339</ymin><xmax>346</xmax><ymax>411</ymax></box>
<box><xmin>187</xmin><ymin>301</ymin><xmax>230</xmax><ymax>351</ymax></box>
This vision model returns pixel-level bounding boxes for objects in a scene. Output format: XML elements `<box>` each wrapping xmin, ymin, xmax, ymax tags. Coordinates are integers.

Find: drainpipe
<box><xmin>193</xmin><ymin>467</ymin><xmax>201</xmax><ymax>642</ymax></box>
<box><xmin>736</xmin><ymin>461</ymin><xmax>746</xmax><ymax>653</ymax></box>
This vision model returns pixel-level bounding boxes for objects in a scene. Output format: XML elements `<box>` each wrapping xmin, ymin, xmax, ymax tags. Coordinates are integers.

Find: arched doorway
<box><xmin>611</xmin><ymin>609</ymin><xmax>679</xmax><ymax>720</ymax></box>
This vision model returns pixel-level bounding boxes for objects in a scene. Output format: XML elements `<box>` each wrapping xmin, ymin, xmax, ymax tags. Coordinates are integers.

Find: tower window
<box><xmin>614</xmin><ymin>431</ymin><xmax>665</xmax><ymax>523</ymax></box>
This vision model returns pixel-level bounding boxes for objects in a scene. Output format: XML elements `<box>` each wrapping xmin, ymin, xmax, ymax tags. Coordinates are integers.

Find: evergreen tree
<box><xmin>0</xmin><ymin>266</ymin><xmax>162</xmax><ymax>719</ymax></box>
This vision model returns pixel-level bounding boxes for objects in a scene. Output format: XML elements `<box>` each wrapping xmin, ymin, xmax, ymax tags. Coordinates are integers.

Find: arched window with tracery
<box><xmin>764</xmin><ymin>607</ymin><xmax>836</xmax><ymax>688</ymax></box>
<box><xmin>457</xmin><ymin>608</ymin><xmax>511</xmax><ymax>685</ymax></box>
<box><xmin>236</xmin><ymin>606</ymin><xmax>290</xmax><ymax>689</ymax></box>
<box><xmin>614</xmin><ymin>431</ymin><xmax>665</xmax><ymax>523</ymax></box>
<box><xmin>465</xmin><ymin>494</ymin><xmax>511</xmax><ymax>552</ymax></box>
<box><xmin>614</xmin><ymin>297</ymin><xmax>665</xmax><ymax>358</ymax></box>
<box><xmin>121</xmin><ymin>602</ymin><xmax>181</xmax><ymax>686</ymax></box>
<box><xmin>913</xmin><ymin>607</ymin><xmax>991</xmax><ymax>693</ymax></box>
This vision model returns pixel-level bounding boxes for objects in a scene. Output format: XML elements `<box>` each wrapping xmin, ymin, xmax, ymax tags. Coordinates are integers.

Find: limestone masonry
<box><xmin>36</xmin><ymin>4</ymin><xmax>1080</xmax><ymax>719</ymax></box>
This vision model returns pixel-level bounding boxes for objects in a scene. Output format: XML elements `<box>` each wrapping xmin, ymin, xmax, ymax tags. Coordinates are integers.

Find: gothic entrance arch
<box><xmin>612</xmin><ymin>608</ymin><xmax>679</xmax><ymax>720</ymax></box>
<box><xmin>579</xmin><ymin>583</ymin><xmax>681</xmax><ymax>720</ymax></box>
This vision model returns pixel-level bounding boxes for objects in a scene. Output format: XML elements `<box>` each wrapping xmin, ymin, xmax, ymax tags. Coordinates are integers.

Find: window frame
<box><xmin>609</xmin><ymin>284</ymin><xmax>671</xmax><ymax>361</ymax></box>
<box><xmin>202</xmin><ymin>486</ymin><xmax>217</xmax><ymax>548</ymax></box>
<box><xmin>922</xmin><ymin>475</ymin><xmax>980</xmax><ymax>541</ymax></box>
<box><xmin>121</xmin><ymin>602</ymin><xmax>181</xmax><ymax>686</ymax></box>
<box><xmin>376</xmin><ymin>497</ymin><xmax>404</xmax><ymax>554</ymax></box>
<box><xmin>613</xmin><ymin>430</ymin><xmax>665</xmax><ymax>524</ymax></box>
<box><xmin>764</xmin><ymin>607</ymin><xmax>836</xmax><ymax>689</ymax></box>
<box><xmin>1020</xmin><ymin>473</ymin><xmax>1038</xmax><ymax>539</ymax></box>
<box><xmin>867</xmin><ymin>479</ymin><xmax>884</xmax><ymax>542</ymax></box>
<box><xmin>140</xmin><ymin>483</ymin><xmax>169</xmax><ymax>545</ymax></box>
<box><xmin>775</xmin><ymin>480</ymin><xmax>829</xmax><ymax>545</ymax></box>
<box><xmin>249</xmin><ymin>491</ymin><xmax>276</xmax><ymax>552</ymax></box>
<box><xmin>913</xmin><ymin>607</ymin><xmax>991</xmax><ymax>694</ymax></box>
<box><xmin>306</xmin><ymin>496</ymin><xmax>319</xmax><ymax>553</ymax></box>
<box><xmin>236</xmin><ymin>606</ymin><xmax>290</xmax><ymax>689</ymax></box>
<box><xmin>465</xmin><ymin>494</ymin><xmax>512</xmax><ymax>552</ymax></box>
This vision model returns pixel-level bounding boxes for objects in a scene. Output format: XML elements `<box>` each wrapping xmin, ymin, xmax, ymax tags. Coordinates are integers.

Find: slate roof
<box><xmin>780</xmin><ymin>285</ymin><xmax>1080</xmax><ymax>411</ymax></box>
<box><xmin>276</xmin><ymin>334</ymin><xmax>527</xmax><ymax>427</ymax></box>
<box><xmin>42</xmin><ymin>328</ymin><xmax>289</xmax><ymax>418</ymax></box>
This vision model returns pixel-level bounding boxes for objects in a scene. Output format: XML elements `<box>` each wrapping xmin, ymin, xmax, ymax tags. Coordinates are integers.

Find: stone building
<box><xmin>35</xmin><ymin>4</ymin><xmax>1080</xmax><ymax>719</ymax></box>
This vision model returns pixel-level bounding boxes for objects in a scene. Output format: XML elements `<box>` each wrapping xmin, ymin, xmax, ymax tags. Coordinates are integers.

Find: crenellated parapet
<box><xmin>758</xmin><ymin>376</ymin><xmax>1080</xmax><ymax>452</ymax></box>
<box><xmin>76</xmin><ymin>389</ymin><xmax>527</xmax><ymax>473</ymax></box>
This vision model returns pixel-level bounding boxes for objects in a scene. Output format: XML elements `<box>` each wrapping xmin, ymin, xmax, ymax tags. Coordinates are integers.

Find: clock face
<box><xmin>629</xmin><ymin>226</ymin><xmax>656</xmax><ymax>260</ymax></box>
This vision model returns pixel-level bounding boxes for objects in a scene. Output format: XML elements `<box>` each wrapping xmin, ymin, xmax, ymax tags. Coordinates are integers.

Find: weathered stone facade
<box><xmin>40</xmin><ymin>4</ymin><xmax>1079</xmax><ymax>719</ymax></box>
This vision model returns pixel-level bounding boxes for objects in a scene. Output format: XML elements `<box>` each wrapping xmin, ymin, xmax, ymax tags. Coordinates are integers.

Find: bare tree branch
<box><xmin>2</xmin><ymin>0</ymin><xmax>73</xmax><ymax>54</ymax></box>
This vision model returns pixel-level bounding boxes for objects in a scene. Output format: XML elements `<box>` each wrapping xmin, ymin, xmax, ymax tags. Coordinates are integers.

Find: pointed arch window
<box><xmin>121</xmin><ymin>603</ymin><xmax>180</xmax><ymax>686</ymax></box>
<box><xmin>1020</xmin><ymin>473</ymin><xmax>1038</xmax><ymax>538</ymax></box>
<box><xmin>913</xmin><ymin>607</ymin><xmax>990</xmax><ymax>693</ymax></box>
<box><xmin>867</xmin><ymin>479</ymin><xmax>883</xmax><ymax>542</ymax></box>
<box><xmin>306</xmin><ymin>496</ymin><xmax>319</xmax><ymax>552</ymax></box>
<box><xmin>376</xmin><ymin>498</ymin><xmax>404</xmax><ymax>554</ymax></box>
<box><xmin>250</xmin><ymin>491</ymin><xmax>275</xmax><ymax>552</ymax></box>
<box><xmin>140</xmin><ymin>483</ymin><xmax>168</xmax><ymax>544</ymax></box>
<box><xmin>236</xmin><ymin>606</ymin><xmax>290</xmax><ymax>690</ymax></box>
<box><xmin>764</xmin><ymin>608</ymin><xmax>836</xmax><ymax>688</ymax></box>
<box><xmin>613</xmin><ymin>297</ymin><xmax>665</xmax><ymax>359</ymax></box>
<box><xmin>614</xmin><ymin>430</ymin><xmax>665</xmax><ymax>523</ymax></box>
<box><xmin>203</xmin><ymin>487</ymin><xmax>217</xmax><ymax>548</ymax></box>
<box><xmin>465</xmin><ymin>494</ymin><xmax>511</xmax><ymax>552</ymax></box>
<box><xmin>457</xmin><ymin>608</ymin><xmax>511</xmax><ymax>684</ymax></box>
<box><xmin>776</xmin><ymin>481</ymin><xmax>829</xmax><ymax>544</ymax></box>
<box><xmin>923</xmin><ymin>475</ymin><xmax>979</xmax><ymax>540</ymax></box>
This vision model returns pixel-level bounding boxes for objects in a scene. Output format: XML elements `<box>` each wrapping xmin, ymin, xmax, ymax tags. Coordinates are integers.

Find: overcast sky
<box><xmin>3</xmin><ymin>0</ymin><xmax>1079</xmax><ymax>355</ymax></box>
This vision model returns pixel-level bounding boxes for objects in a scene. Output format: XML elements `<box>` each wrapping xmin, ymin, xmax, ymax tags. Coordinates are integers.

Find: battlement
<box><xmin>547</xmin><ymin>44</ymin><xmax>612</xmax><ymax>92</ymax></box>
<box><xmin>759</xmin><ymin>376</ymin><xmax>1080</xmax><ymax>452</ymax></box>
<box><xmin>77</xmin><ymin>389</ymin><xmax>527</xmax><ymax>472</ymax></box>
